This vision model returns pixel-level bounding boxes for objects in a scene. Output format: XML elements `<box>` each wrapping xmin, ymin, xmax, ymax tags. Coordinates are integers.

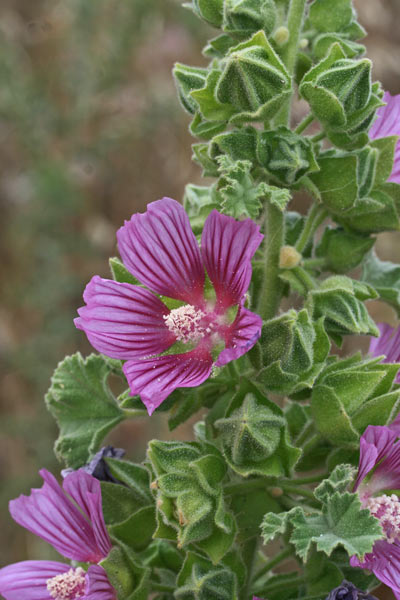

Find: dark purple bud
<box><xmin>62</xmin><ymin>446</ymin><xmax>126</xmax><ymax>484</ymax></box>
<box><xmin>326</xmin><ymin>581</ymin><xmax>378</xmax><ymax>600</ymax></box>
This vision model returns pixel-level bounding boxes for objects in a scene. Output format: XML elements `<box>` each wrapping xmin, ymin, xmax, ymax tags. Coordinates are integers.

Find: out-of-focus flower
<box><xmin>369</xmin><ymin>91</ymin><xmax>400</xmax><ymax>183</ymax></box>
<box><xmin>62</xmin><ymin>446</ymin><xmax>126</xmax><ymax>484</ymax></box>
<box><xmin>369</xmin><ymin>322</ymin><xmax>400</xmax><ymax>383</ymax></box>
<box><xmin>350</xmin><ymin>425</ymin><xmax>400</xmax><ymax>599</ymax></box>
<box><xmin>75</xmin><ymin>198</ymin><xmax>263</xmax><ymax>415</ymax></box>
<box><xmin>325</xmin><ymin>580</ymin><xmax>378</xmax><ymax>600</ymax></box>
<box><xmin>0</xmin><ymin>469</ymin><xmax>115</xmax><ymax>600</ymax></box>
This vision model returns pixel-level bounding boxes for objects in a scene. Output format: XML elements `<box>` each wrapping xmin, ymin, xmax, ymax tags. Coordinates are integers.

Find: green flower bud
<box><xmin>309</xmin><ymin>0</ymin><xmax>353</xmax><ymax>33</ymax></box>
<box><xmin>175</xmin><ymin>553</ymin><xmax>238</xmax><ymax>600</ymax></box>
<box><xmin>216</xmin><ymin>31</ymin><xmax>291</xmax><ymax>124</ymax></box>
<box><xmin>147</xmin><ymin>440</ymin><xmax>236</xmax><ymax>563</ymax></box>
<box><xmin>185</xmin><ymin>0</ymin><xmax>224</xmax><ymax>27</ymax></box>
<box><xmin>274</xmin><ymin>26</ymin><xmax>290</xmax><ymax>46</ymax></box>
<box><xmin>300</xmin><ymin>44</ymin><xmax>383</xmax><ymax>149</ymax></box>
<box><xmin>215</xmin><ymin>380</ymin><xmax>300</xmax><ymax>476</ymax></box>
<box><xmin>223</xmin><ymin>0</ymin><xmax>277</xmax><ymax>38</ymax></box>
<box><xmin>256</xmin><ymin>126</ymin><xmax>319</xmax><ymax>185</ymax></box>
<box><xmin>258</xmin><ymin>309</ymin><xmax>330</xmax><ymax>395</ymax></box>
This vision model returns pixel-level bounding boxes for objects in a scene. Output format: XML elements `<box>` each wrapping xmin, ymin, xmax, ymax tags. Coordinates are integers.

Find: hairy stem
<box><xmin>295</xmin><ymin>113</ymin><xmax>314</xmax><ymax>135</ymax></box>
<box><xmin>254</xmin><ymin>546</ymin><xmax>294</xmax><ymax>581</ymax></box>
<box><xmin>295</xmin><ymin>203</ymin><xmax>328</xmax><ymax>254</ymax></box>
<box><xmin>258</xmin><ymin>203</ymin><xmax>285</xmax><ymax>321</ymax></box>
<box><xmin>276</xmin><ymin>0</ymin><xmax>307</xmax><ymax>125</ymax></box>
<box><xmin>242</xmin><ymin>538</ymin><xmax>258</xmax><ymax>600</ymax></box>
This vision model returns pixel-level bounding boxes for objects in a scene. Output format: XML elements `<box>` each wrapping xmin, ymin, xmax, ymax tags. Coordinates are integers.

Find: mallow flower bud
<box><xmin>223</xmin><ymin>0</ymin><xmax>277</xmax><ymax>38</ymax></box>
<box><xmin>186</xmin><ymin>0</ymin><xmax>224</xmax><ymax>27</ymax></box>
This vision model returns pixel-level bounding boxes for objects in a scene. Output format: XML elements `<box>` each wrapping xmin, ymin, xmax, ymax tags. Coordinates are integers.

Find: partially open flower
<box><xmin>325</xmin><ymin>580</ymin><xmax>378</xmax><ymax>600</ymax></box>
<box><xmin>75</xmin><ymin>198</ymin><xmax>263</xmax><ymax>414</ymax></box>
<box><xmin>369</xmin><ymin>322</ymin><xmax>400</xmax><ymax>383</ymax></box>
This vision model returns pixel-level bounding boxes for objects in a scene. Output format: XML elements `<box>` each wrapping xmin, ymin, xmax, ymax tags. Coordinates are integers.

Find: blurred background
<box><xmin>0</xmin><ymin>0</ymin><xmax>399</xmax><ymax>597</ymax></box>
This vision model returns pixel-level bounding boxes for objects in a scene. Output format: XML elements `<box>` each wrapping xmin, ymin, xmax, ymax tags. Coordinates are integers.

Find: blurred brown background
<box><xmin>0</xmin><ymin>0</ymin><xmax>399</xmax><ymax>598</ymax></box>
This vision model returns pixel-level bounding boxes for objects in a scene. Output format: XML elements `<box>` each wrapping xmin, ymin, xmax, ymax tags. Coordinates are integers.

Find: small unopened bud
<box><xmin>150</xmin><ymin>480</ymin><xmax>158</xmax><ymax>490</ymax></box>
<box><xmin>274</xmin><ymin>26</ymin><xmax>290</xmax><ymax>46</ymax></box>
<box><xmin>299</xmin><ymin>38</ymin><xmax>309</xmax><ymax>50</ymax></box>
<box><xmin>270</xmin><ymin>486</ymin><xmax>283</xmax><ymax>497</ymax></box>
<box><xmin>279</xmin><ymin>246</ymin><xmax>302</xmax><ymax>269</ymax></box>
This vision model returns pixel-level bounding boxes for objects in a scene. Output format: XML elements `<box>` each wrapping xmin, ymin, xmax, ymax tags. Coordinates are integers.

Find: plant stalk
<box><xmin>254</xmin><ymin>546</ymin><xmax>294</xmax><ymax>581</ymax></box>
<box><xmin>258</xmin><ymin>203</ymin><xmax>285</xmax><ymax>321</ymax></box>
<box><xmin>295</xmin><ymin>203</ymin><xmax>328</xmax><ymax>254</ymax></box>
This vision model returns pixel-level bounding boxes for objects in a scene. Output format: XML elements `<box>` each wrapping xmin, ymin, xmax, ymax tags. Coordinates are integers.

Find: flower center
<box><xmin>47</xmin><ymin>568</ymin><xmax>86</xmax><ymax>600</ymax></box>
<box><xmin>366</xmin><ymin>493</ymin><xmax>400</xmax><ymax>544</ymax></box>
<box><xmin>164</xmin><ymin>304</ymin><xmax>210</xmax><ymax>343</ymax></box>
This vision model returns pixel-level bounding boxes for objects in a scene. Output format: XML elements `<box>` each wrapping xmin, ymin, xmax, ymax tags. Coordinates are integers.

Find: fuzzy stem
<box><xmin>242</xmin><ymin>538</ymin><xmax>259</xmax><ymax>600</ymax></box>
<box><xmin>224</xmin><ymin>478</ymin><xmax>270</xmax><ymax>495</ymax></box>
<box><xmin>278</xmin><ymin>483</ymin><xmax>316</xmax><ymax>500</ymax></box>
<box><xmin>122</xmin><ymin>408</ymin><xmax>147</xmax><ymax>419</ymax></box>
<box><xmin>261</xmin><ymin>574</ymin><xmax>307</xmax><ymax>595</ymax></box>
<box><xmin>302</xmin><ymin>257</ymin><xmax>326</xmax><ymax>270</ymax></box>
<box><xmin>295</xmin><ymin>203</ymin><xmax>328</xmax><ymax>254</ymax></box>
<box><xmin>258</xmin><ymin>203</ymin><xmax>285</xmax><ymax>320</ymax></box>
<box><xmin>276</xmin><ymin>0</ymin><xmax>307</xmax><ymax>125</ymax></box>
<box><xmin>295</xmin><ymin>114</ymin><xmax>314</xmax><ymax>135</ymax></box>
<box><xmin>254</xmin><ymin>546</ymin><xmax>294</xmax><ymax>581</ymax></box>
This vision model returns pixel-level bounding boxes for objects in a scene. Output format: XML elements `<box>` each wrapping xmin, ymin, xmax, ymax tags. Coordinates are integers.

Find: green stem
<box><xmin>276</xmin><ymin>0</ymin><xmax>307</xmax><ymax>125</ymax></box>
<box><xmin>225</xmin><ymin>478</ymin><xmax>270</xmax><ymax>495</ymax></box>
<box><xmin>311</xmin><ymin>131</ymin><xmax>326</xmax><ymax>143</ymax></box>
<box><xmin>295</xmin><ymin>421</ymin><xmax>315</xmax><ymax>447</ymax></box>
<box><xmin>295</xmin><ymin>203</ymin><xmax>328</xmax><ymax>254</ymax></box>
<box><xmin>292</xmin><ymin>266</ymin><xmax>317</xmax><ymax>292</ymax></box>
<box><xmin>295</xmin><ymin>114</ymin><xmax>314</xmax><ymax>135</ymax></box>
<box><xmin>152</xmin><ymin>582</ymin><xmax>175</xmax><ymax>592</ymax></box>
<box><xmin>242</xmin><ymin>538</ymin><xmax>258</xmax><ymax>600</ymax></box>
<box><xmin>228</xmin><ymin>360</ymin><xmax>240</xmax><ymax>380</ymax></box>
<box><xmin>302</xmin><ymin>257</ymin><xmax>326</xmax><ymax>270</ymax></box>
<box><xmin>291</xmin><ymin>473</ymin><xmax>327</xmax><ymax>485</ymax></box>
<box><xmin>279</xmin><ymin>483</ymin><xmax>316</xmax><ymax>500</ymax></box>
<box><xmin>258</xmin><ymin>203</ymin><xmax>285</xmax><ymax>320</ymax></box>
<box><xmin>122</xmin><ymin>408</ymin><xmax>147</xmax><ymax>418</ymax></box>
<box><xmin>254</xmin><ymin>546</ymin><xmax>294</xmax><ymax>581</ymax></box>
<box><xmin>261</xmin><ymin>574</ymin><xmax>306</xmax><ymax>595</ymax></box>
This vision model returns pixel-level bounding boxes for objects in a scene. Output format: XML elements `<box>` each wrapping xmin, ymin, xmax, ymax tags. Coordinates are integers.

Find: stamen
<box><xmin>164</xmin><ymin>304</ymin><xmax>208</xmax><ymax>343</ymax></box>
<box><xmin>47</xmin><ymin>568</ymin><xmax>86</xmax><ymax>600</ymax></box>
<box><xmin>366</xmin><ymin>494</ymin><xmax>400</xmax><ymax>544</ymax></box>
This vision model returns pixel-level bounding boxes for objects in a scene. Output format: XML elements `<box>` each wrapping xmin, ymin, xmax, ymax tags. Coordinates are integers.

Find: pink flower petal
<box><xmin>201</xmin><ymin>210</ymin><xmax>263</xmax><ymax>309</ymax></box>
<box><xmin>84</xmin><ymin>565</ymin><xmax>116</xmax><ymax>600</ymax></box>
<box><xmin>117</xmin><ymin>198</ymin><xmax>204</xmax><ymax>303</ymax></box>
<box><xmin>354</xmin><ymin>425</ymin><xmax>398</xmax><ymax>494</ymax></box>
<box><xmin>62</xmin><ymin>470</ymin><xmax>111</xmax><ymax>559</ymax></box>
<box><xmin>0</xmin><ymin>561</ymin><xmax>69</xmax><ymax>600</ymax></box>
<box><xmin>123</xmin><ymin>347</ymin><xmax>213</xmax><ymax>415</ymax></box>
<box><xmin>9</xmin><ymin>469</ymin><xmax>103</xmax><ymax>563</ymax></box>
<box><xmin>351</xmin><ymin>540</ymin><xmax>400</xmax><ymax>597</ymax></box>
<box><xmin>369</xmin><ymin>92</ymin><xmax>400</xmax><ymax>183</ymax></box>
<box><xmin>216</xmin><ymin>307</ymin><xmax>262</xmax><ymax>366</ymax></box>
<box><xmin>75</xmin><ymin>276</ymin><xmax>176</xmax><ymax>360</ymax></box>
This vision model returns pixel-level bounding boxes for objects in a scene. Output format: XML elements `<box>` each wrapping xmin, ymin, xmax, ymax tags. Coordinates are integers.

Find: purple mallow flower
<box><xmin>369</xmin><ymin>91</ymin><xmax>400</xmax><ymax>183</ymax></box>
<box><xmin>75</xmin><ymin>198</ymin><xmax>263</xmax><ymax>415</ymax></box>
<box><xmin>0</xmin><ymin>469</ymin><xmax>115</xmax><ymax>600</ymax></box>
<box><xmin>369</xmin><ymin>322</ymin><xmax>400</xmax><ymax>383</ymax></box>
<box><xmin>350</xmin><ymin>425</ymin><xmax>400</xmax><ymax>599</ymax></box>
<box><xmin>62</xmin><ymin>446</ymin><xmax>126</xmax><ymax>484</ymax></box>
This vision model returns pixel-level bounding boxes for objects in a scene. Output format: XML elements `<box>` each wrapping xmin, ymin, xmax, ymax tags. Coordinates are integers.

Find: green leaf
<box><xmin>45</xmin><ymin>353</ymin><xmax>124</xmax><ymax>468</ymax></box>
<box><xmin>316</xmin><ymin>228</ymin><xmax>375</xmax><ymax>274</ymax></box>
<box><xmin>311</xmin><ymin>385</ymin><xmax>360</xmax><ymax>447</ymax></box>
<box><xmin>261</xmin><ymin>511</ymin><xmax>292</xmax><ymax>544</ymax></box>
<box><xmin>214</xmin><ymin>157</ymin><xmax>263</xmax><ymax>219</ymax></box>
<box><xmin>210</xmin><ymin>127</ymin><xmax>258</xmax><ymax>163</ymax></box>
<box><xmin>100</xmin><ymin>546</ymin><xmax>150</xmax><ymax>600</ymax></box>
<box><xmin>306</xmin><ymin>275</ymin><xmax>379</xmax><ymax>338</ymax></box>
<box><xmin>101</xmin><ymin>481</ymin><xmax>144</xmax><ymax>525</ymax></box>
<box><xmin>191</xmin><ymin>69</ymin><xmax>236</xmax><ymax>123</ymax></box>
<box><xmin>290</xmin><ymin>492</ymin><xmax>382</xmax><ymax>561</ymax></box>
<box><xmin>109</xmin><ymin>257</ymin><xmax>138</xmax><ymax>285</ymax></box>
<box><xmin>361</xmin><ymin>250</ymin><xmax>400</xmax><ymax>315</ymax></box>
<box><xmin>173</xmin><ymin>63</ymin><xmax>208</xmax><ymax>115</ymax></box>
<box><xmin>309</xmin><ymin>0</ymin><xmax>353</xmax><ymax>33</ymax></box>
<box><xmin>186</xmin><ymin>0</ymin><xmax>224</xmax><ymax>26</ymax></box>
<box><xmin>370</xmin><ymin>136</ymin><xmax>398</xmax><ymax>186</ymax></box>
<box><xmin>314</xmin><ymin>464</ymin><xmax>356</xmax><ymax>504</ymax></box>
<box><xmin>338</xmin><ymin>183</ymin><xmax>400</xmax><ymax>233</ymax></box>
<box><xmin>305</xmin><ymin>550</ymin><xmax>344</xmax><ymax>597</ymax></box>
<box><xmin>105</xmin><ymin>458</ymin><xmax>153</xmax><ymax>506</ymax></box>
<box><xmin>110</xmin><ymin>506</ymin><xmax>156</xmax><ymax>552</ymax></box>
<box><xmin>309</xmin><ymin>154</ymin><xmax>359</xmax><ymax>214</ymax></box>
